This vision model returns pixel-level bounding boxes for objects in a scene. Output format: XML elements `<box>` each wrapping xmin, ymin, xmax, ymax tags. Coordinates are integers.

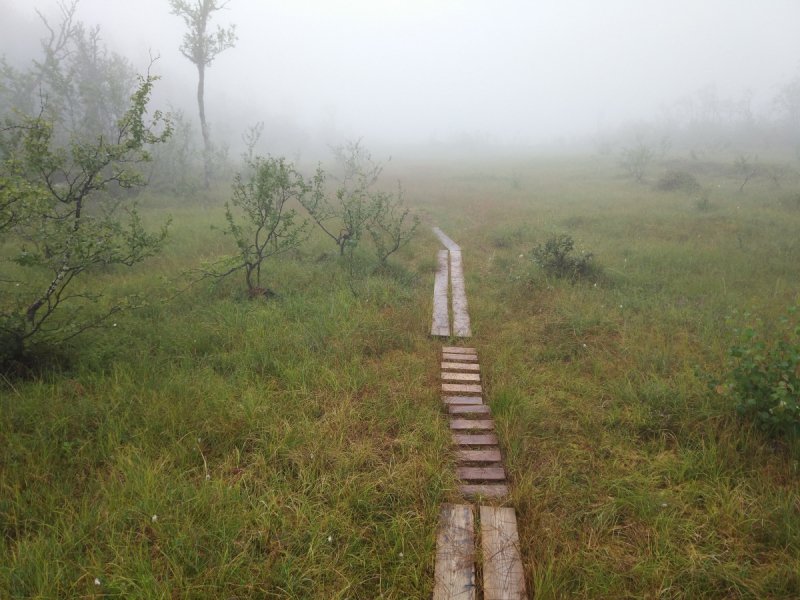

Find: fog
<box><xmin>2</xmin><ymin>0</ymin><xmax>799</xmax><ymax>155</ymax></box>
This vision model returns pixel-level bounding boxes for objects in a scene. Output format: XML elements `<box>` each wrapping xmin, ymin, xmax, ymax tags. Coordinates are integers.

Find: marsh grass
<box><xmin>3</xmin><ymin>151</ymin><xmax>800</xmax><ymax>597</ymax></box>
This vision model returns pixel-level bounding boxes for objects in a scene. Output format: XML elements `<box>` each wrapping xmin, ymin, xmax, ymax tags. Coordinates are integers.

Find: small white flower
<box><xmin>205</xmin><ymin>474</ymin><xmax>211</xmax><ymax>480</ymax></box>
<box><xmin>399</xmin><ymin>552</ymin><xmax>403</xmax><ymax>557</ymax></box>
<box><xmin>661</xmin><ymin>503</ymin><xmax>667</xmax><ymax>508</ymax></box>
<box><xmin>582</xmin><ymin>344</ymin><xmax>587</xmax><ymax>347</ymax></box>
<box><xmin>327</xmin><ymin>535</ymin><xmax>332</xmax><ymax>542</ymax></box>
<box><xmin>518</xmin><ymin>254</ymin><xmax>523</xmax><ymax>258</ymax></box>
<box><xmin>593</xmin><ymin>283</ymin><xmax>597</xmax><ymax>287</ymax></box>
<box><xmin>620</xmin><ymin>305</ymin><xmax>623</xmax><ymax>308</ymax></box>
<box><xmin>113</xmin><ymin>323</ymin><xmax>117</xmax><ymax>327</ymax></box>
<box><xmin>152</xmin><ymin>515</ymin><xmax>158</xmax><ymax>522</ymax></box>
<box><xmin>310</xmin><ymin>453</ymin><xmax>314</xmax><ymax>459</ymax></box>
<box><xmin>94</xmin><ymin>578</ymin><xmax>101</xmax><ymax>585</ymax></box>
<box><xmin>197</xmin><ymin>438</ymin><xmax>201</xmax><ymax>443</ymax></box>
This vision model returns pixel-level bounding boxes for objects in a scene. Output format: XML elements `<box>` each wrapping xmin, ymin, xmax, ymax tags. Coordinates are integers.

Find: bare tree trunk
<box><xmin>197</xmin><ymin>64</ymin><xmax>212</xmax><ymax>189</ymax></box>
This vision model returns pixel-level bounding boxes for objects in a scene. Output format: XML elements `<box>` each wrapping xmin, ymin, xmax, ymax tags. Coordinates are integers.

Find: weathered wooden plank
<box><xmin>432</xmin><ymin>503</ymin><xmax>475</xmax><ymax>600</ymax></box>
<box><xmin>432</xmin><ymin>226</ymin><xmax>462</xmax><ymax>252</ymax></box>
<box><xmin>450</xmin><ymin>419</ymin><xmax>494</xmax><ymax>430</ymax></box>
<box><xmin>452</xmin><ymin>434</ymin><xmax>498</xmax><ymax>445</ymax></box>
<box><xmin>442</xmin><ymin>372</ymin><xmax>481</xmax><ymax>382</ymax></box>
<box><xmin>457</xmin><ymin>467</ymin><xmax>506</xmax><ymax>481</ymax></box>
<box><xmin>449</xmin><ymin>404</ymin><xmax>491</xmax><ymax>415</ymax></box>
<box><xmin>457</xmin><ymin>448</ymin><xmax>502</xmax><ymax>462</ymax></box>
<box><xmin>442</xmin><ymin>362</ymin><xmax>480</xmax><ymax>372</ymax></box>
<box><xmin>442</xmin><ymin>347</ymin><xmax>477</xmax><ymax>355</ymax></box>
<box><xmin>480</xmin><ymin>506</ymin><xmax>527</xmax><ymax>600</ymax></box>
<box><xmin>442</xmin><ymin>353</ymin><xmax>480</xmax><ymax>363</ymax></box>
<box><xmin>442</xmin><ymin>383</ymin><xmax>482</xmax><ymax>394</ymax></box>
<box><xmin>450</xmin><ymin>251</ymin><xmax>472</xmax><ymax>338</ymax></box>
<box><xmin>431</xmin><ymin>249</ymin><xmax>450</xmax><ymax>337</ymax></box>
<box><xmin>444</xmin><ymin>396</ymin><xmax>484</xmax><ymax>405</ymax></box>
<box><xmin>460</xmin><ymin>485</ymin><xmax>509</xmax><ymax>499</ymax></box>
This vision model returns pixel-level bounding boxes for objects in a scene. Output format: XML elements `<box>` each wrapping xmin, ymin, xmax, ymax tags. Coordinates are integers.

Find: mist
<box><xmin>2</xmin><ymin>0</ymin><xmax>799</xmax><ymax>156</ymax></box>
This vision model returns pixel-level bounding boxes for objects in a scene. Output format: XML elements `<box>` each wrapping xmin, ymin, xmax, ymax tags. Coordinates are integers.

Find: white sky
<box><xmin>2</xmin><ymin>0</ymin><xmax>800</xmax><ymax>149</ymax></box>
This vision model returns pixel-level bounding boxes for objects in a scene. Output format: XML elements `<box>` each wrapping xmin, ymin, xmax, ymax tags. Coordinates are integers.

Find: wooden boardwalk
<box><xmin>432</xmin><ymin>345</ymin><xmax>528</xmax><ymax>600</ymax></box>
<box><xmin>430</xmin><ymin>228</ymin><xmax>471</xmax><ymax>338</ymax></box>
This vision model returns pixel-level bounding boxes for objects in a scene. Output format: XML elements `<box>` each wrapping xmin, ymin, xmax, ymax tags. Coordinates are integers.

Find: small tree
<box><xmin>191</xmin><ymin>156</ymin><xmax>311</xmax><ymax>296</ymax></box>
<box><xmin>734</xmin><ymin>154</ymin><xmax>759</xmax><ymax>191</ymax></box>
<box><xmin>300</xmin><ymin>139</ymin><xmax>383</xmax><ymax>256</ymax></box>
<box><xmin>367</xmin><ymin>185</ymin><xmax>419</xmax><ymax>264</ymax></box>
<box><xmin>168</xmin><ymin>0</ymin><xmax>237</xmax><ymax>189</ymax></box>
<box><xmin>0</xmin><ymin>74</ymin><xmax>172</xmax><ymax>361</ymax></box>
<box><xmin>620</xmin><ymin>144</ymin><xmax>653</xmax><ymax>182</ymax></box>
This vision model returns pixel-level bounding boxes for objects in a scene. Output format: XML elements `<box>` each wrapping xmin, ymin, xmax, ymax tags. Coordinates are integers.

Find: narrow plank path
<box><xmin>430</xmin><ymin>229</ymin><xmax>528</xmax><ymax>599</ymax></box>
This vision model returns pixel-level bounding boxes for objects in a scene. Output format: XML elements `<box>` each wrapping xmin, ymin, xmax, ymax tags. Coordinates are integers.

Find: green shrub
<box><xmin>700</xmin><ymin>302</ymin><xmax>800</xmax><ymax>435</ymax></box>
<box><xmin>528</xmin><ymin>233</ymin><xmax>594</xmax><ymax>279</ymax></box>
<box><xmin>656</xmin><ymin>170</ymin><xmax>702</xmax><ymax>195</ymax></box>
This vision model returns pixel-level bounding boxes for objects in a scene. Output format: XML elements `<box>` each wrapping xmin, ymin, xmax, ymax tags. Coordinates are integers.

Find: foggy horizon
<box><xmin>2</xmin><ymin>0</ymin><xmax>799</xmax><ymax>154</ymax></box>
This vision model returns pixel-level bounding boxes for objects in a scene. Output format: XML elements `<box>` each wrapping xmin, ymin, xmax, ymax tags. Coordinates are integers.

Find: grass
<box><xmin>3</xmin><ymin>150</ymin><xmax>800</xmax><ymax>597</ymax></box>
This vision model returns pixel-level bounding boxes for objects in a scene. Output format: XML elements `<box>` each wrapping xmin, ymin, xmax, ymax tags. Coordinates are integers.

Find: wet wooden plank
<box><xmin>442</xmin><ymin>362</ymin><xmax>480</xmax><ymax>372</ymax></box>
<box><xmin>442</xmin><ymin>372</ymin><xmax>481</xmax><ymax>382</ymax></box>
<box><xmin>432</xmin><ymin>503</ymin><xmax>475</xmax><ymax>600</ymax></box>
<box><xmin>442</xmin><ymin>383</ymin><xmax>482</xmax><ymax>394</ymax></box>
<box><xmin>456</xmin><ymin>467</ymin><xmax>506</xmax><ymax>481</ymax></box>
<box><xmin>450</xmin><ymin>251</ymin><xmax>472</xmax><ymax>338</ymax></box>
<box><xmin>480</xmin><ymin>506</ymin><xmax>527</xmax><ymax>600</ymax></box>
<box><xmin>449</xmin><ymin>404</ymin><xmax>491</xmax><ymax>415</ymax></box>
<box><xmin>450</xmin><ymin>419</ymin><xmax>494</xmax><ymax>430</ymax></box>
<box><xmin>452</xmin><ymin>434</ymin><xmax>499</xmax><ymax>445</ymax></box>
<box><xmin>431</xmin><ymin>249</ymin><xmax>450</xmax><ymax>337</ymax></box>
<box><xmin>457</xmin><ymin>448</ymin><xmax>502</xmax><ymax>462</ymax></box>
<box><xmin>442</xmin><ymin>353</ymin><xmax>479</xmax><ymax>363</ymax></box>
<box><xmin>444</xmin><ymin>396</ymin><xmax>484</xmax><ymax>405</ymax></box>
<box><xmin>442</xmin><ymin>347</ymin><xmax>477</xmax><ymax>355</ymax></box>
<box><xmin>432</xmin><ymin>226</ymin><xmax>462</xmax><ymax>252</ymax></box>
<box><xmin>460</xmin><ymin>485</ymin><xmax>509</xmax><ymax>499</ymax></box>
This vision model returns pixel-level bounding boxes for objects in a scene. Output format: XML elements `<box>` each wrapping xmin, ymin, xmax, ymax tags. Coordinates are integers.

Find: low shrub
<box><xmin>528</xmin><ymin>233</ymin><xmax>594</xmax><ymax>279</ymax></box>
<box><xmin>657</xmin><ymin>170</ymin><xmax>702</xmax><ymax>195</ymax></box>
<box><xmin>699</xmin><ymin>302</ymin><xmax>800</xmax><ymax>436</ymax></box>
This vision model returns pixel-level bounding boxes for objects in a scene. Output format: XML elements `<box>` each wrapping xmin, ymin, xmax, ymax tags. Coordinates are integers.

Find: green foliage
<box><xmin>0</xmin><ymin>75</ymin><xmax>172</xmax><ymax>361</ymax></box>
<box><xmin>701</xmin><ymin>303</ymin><xmax>800</xmax><ymax>435</ymax></box>
<box><xmin>528</xmin><ymin>233</ymin><xmax>594</xmax><ymax>279</ymax></box>
<box><xmin>656</xmin><ymin>170</ymin><xmax>702</xmax><ymax>195</ymax></box>
<box><xmin>367</xmin><ymin>184</ymin><xmax>419</xmax><ymax>264</ymax></box>
<box><xmin>193</xmin><ymin>156</ymin><xmax>312</xmax><ymax>294</ymax></box>
<box><xmin>619</xmin><ymin>144</ymin><xmax>653</xmax><ymax>182</ymax></box>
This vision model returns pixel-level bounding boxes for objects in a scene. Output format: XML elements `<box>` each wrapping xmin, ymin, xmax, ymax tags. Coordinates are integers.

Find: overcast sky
<box><xmin>2</xmin><ymin>0</ymin><xmax>799</xmax><ymax>150</ymax></box>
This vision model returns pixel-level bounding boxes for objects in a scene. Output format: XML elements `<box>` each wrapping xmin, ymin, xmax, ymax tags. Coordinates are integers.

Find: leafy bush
<box><xmin>700</xmin><ymin>302</ymin><xmax>800</xmax><ymax>435</ymax></box>
<box><xmin>657</xmin><ymin>170</ymin><xmax>702</xmax><ymax>195</ymax></box>
<box><xmin>528</xmin><ymin>233</ymin><xmax>594</xmax><ymax>279</ymax></box>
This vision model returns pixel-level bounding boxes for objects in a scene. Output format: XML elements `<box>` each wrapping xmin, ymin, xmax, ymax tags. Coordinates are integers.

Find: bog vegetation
<box><xmin>3</xmin><ymin>3</ymin><xmax>800</xmax><ymax>599</ymax></box>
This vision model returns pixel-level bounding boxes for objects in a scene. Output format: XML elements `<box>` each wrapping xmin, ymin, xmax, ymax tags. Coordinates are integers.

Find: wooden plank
<box><xmin>442</xmin><ymin>383</ymin><xmax>482</xmax><ymax>394</ymax></box>
<box><xmin>442</xmin><ymin>353</ymin><xmax>479</xmax><ymax>363</ymax></box>
<box><xmin>457</xmin><ymin>449</ymin><xmax>502</xmax><ymax>462</ymax></box>
<box><xmin>480</xmin><ymin>506</ymin><xmax>527</xmax><ymax>600</ymax></box>
<box><xmin>460</xmin><ymin>485</ymin><xmax>509</xmax><ymax>499</ymax></box>
<box><xmin>442</xmin><ymin>362</ymin><xmax>480</xmax><ymax>372</ymax></box>
<box><xmin>431</xmin><ymin>249</ymin><xmax>450</xmax><ymax>337</ymax></box>
<box><xmin>456</xmin><ymin>467</ymin><xmax>506</xmax><ymax>481</ymax></box>
<box><xmin>450</xmin><ymin>419</ymin><xmax>494</xmax><ymax>430</ymax></box>
<box><xmin>450</xmin><ymin>251</ymin><xmax>472</xmax><ymax>338</ymax></box>
<box><xmin>449</xmin><ymin>405</ymin><xmax>491</xmax><ymax>415</ymax></box>
<box><xmin>444</xmin><ymin>396</ymin><xmax>483</xmax><ymax>405</ymax></box>
<box><xmin>442</xmin><ymin>372</ymin><xmax>481</xmax><ymax>382</ymax></box>
<box><xmin>432</xmin><ymin>503</ymin><xmax>475</xmax><ymax>600</ymax></box>
<box><xmin>442</xmin><ymin>347</ymin><xmax>477</xmax><ymax>355</ymax></box>
<box><xmin>452</xmin><ymin>434</ymin><xmax>498</xmax><ymax>445</ymax></box>
<box><xmin>432</xmin><ymin>226</ymin><xmax>462</xmax><ymax>252</ymax></box>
